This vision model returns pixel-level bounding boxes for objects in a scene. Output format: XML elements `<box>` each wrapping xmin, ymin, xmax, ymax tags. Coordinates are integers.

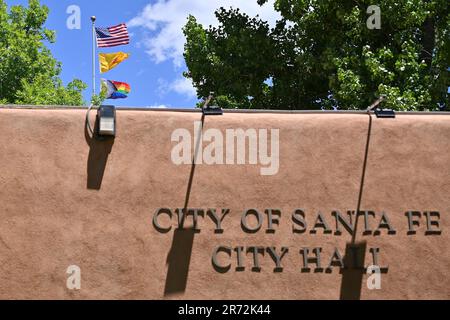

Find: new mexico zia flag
<box><xmin>99</xmin><ymin>52</ymin><xmax>129</xmax><ymax>73</ymax></box>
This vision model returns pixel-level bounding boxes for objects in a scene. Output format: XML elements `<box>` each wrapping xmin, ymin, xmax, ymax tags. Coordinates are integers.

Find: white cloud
<box><xmin>158</xmin><ymin>77</ymin><xmax>197</xmax><ymax>99</ymax></box>
<box><xmin>170</xmin><ymin>77</ymin><xmax>197</xmax><ymax>98</ymax></box>
<box><xmin>129</xmin><ymin>0</ymin><xmax>281</xmax><ymax>67</ymax></box>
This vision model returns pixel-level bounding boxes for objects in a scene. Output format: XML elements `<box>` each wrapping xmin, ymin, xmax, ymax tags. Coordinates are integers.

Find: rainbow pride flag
<box><xmin>101</xmin><ymin>79</ymin><xmax>131</xmax><ymax>99</ymax></box>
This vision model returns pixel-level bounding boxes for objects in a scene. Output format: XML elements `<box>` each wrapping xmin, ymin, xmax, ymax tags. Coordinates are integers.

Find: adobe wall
<box><xmin>0</xmin><ymin>107</ymin><xmax>448</xmax><ymax>299</ymax></box>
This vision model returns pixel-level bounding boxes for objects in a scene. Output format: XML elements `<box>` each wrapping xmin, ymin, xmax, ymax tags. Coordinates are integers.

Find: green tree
<box><xmin>0</xmin><ymin>0</ymin><xmax>86</xmax><ymax>106</ymax></box>
<box><xmin>183</xmin><ymin>0</ymin><xmax>449</xmax><ymax>110</ymax></box>
<box><xmin>90</xmin><ymin>90</ymin><xmax>106</xmax><ymax>106</ymax></box>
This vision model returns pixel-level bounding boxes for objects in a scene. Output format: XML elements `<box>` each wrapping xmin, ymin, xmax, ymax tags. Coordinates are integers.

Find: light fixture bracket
<box><xmin>201</xmin><ymin>92</ymin><xmax>223</xmax><ymax>116</ymax></box>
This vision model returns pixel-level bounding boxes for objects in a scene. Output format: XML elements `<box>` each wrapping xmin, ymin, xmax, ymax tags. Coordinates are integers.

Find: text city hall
<box><xmin>153</xmin><ymin>208</ymin><xmax>442</xmax><ymax>272</ymax></box>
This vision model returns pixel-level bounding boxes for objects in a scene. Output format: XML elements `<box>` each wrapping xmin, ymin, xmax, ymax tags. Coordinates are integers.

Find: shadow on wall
<box><xmin>162</xmin><ymin>113</ymin><xmax>373</xmax><ymax>299</ymax></box>
<box><xmin>164</xmin><ymin>114</ymin><xmax>205</xmax><ymax>297</ymax></box>
<box><xmin>164</xmin><ymin>229</ymin><xmax>195</xmax><ymax>296</ymax></box>
<box><xmin>339</xmin><ymin>241</ymin><xmax>367</xmax><ymax>300</ymax></box>
<box><xmin>84</xmin><ymin>116</ymin><xmax>114</xmax><ymax>190</ymax></box>
<box><xmin>338</xmin><ymin>112</ymin><xmax>373</xmax><ymax>300</ymax></box>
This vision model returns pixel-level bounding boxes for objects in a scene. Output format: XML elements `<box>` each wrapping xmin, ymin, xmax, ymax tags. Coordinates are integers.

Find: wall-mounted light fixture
<box><xmin>86</xmin><ymin>105</ymin><xmax>116</xmax><ymax>140</ymax></box>
<box><xmin>97</xmin><ymin>105</ymin><xmax>116</xmax><ymax>136</ymax></box>
<box><xmin>374</xmin><ymin>108</ymin><xmax>396</xmax><ymax>118</ymax></box>
<box><xmin>367</xmin><ymin>95</ymin><xmax>395</xmax><ymax>118</ymax></box>
<box><xmin>202</xmin><ymin>92</ymin><xmax>223</xmax><ymax>116</ymax></box>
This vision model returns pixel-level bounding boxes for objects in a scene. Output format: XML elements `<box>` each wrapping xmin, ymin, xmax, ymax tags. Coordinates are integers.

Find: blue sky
<box><xmin>7</xmin><ymin>0</ymin><xmax>192</xmax><ymax>107</ymax></box>
<box><xmin>5</xmin><ymin>0</ymin><xmax>280</xmax><ymax>108</ymax></box>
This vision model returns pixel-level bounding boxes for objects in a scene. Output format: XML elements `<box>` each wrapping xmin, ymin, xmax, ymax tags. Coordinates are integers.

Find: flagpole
<box><xmin>91</xmin><ymin>16</ymin><xmax>97</xmax><ymax>97</ymax></box>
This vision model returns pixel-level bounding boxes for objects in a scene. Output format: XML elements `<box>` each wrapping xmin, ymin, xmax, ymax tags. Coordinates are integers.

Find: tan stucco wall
<box><xmin>0</xmin><ymin>107</ymin><xmax>448</xmax><ymax>300</ymax></box>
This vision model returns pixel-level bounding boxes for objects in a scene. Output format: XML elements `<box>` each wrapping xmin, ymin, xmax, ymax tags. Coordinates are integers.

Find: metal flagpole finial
<box><xmin>91</xmin><ymin>16</ymin><xmax>97</xmax><ymax>96</ymax></box>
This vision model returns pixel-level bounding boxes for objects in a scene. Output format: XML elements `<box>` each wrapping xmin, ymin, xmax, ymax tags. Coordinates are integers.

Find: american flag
<box><xmin>95</xmin><ymin>23</ymin><xmax>130</xmax><ymax>48</ymax></box>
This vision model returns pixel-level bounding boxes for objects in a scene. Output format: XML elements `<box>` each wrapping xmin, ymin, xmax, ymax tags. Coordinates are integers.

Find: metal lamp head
<box><xmin>202</xmin><ymin>105</ymin><xmax>223</xmax><ymax>116</ymax></box>
<box><xmin>97</xmin><ymin>105</ymin><xmax>116</xmax><ymax>137</ymax></box>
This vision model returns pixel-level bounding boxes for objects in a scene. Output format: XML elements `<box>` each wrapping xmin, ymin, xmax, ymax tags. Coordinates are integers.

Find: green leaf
<box><xmin>0</xmin><ymin>0</ymin><xmax>87</xmax><ymax>106</ymax></box>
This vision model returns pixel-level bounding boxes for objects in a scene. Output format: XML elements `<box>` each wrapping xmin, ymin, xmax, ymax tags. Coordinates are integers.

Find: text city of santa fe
<box><xmin>153</xmin><ymin>208</ymin><xmax>442</xmax><ymax>272</ymax></box>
